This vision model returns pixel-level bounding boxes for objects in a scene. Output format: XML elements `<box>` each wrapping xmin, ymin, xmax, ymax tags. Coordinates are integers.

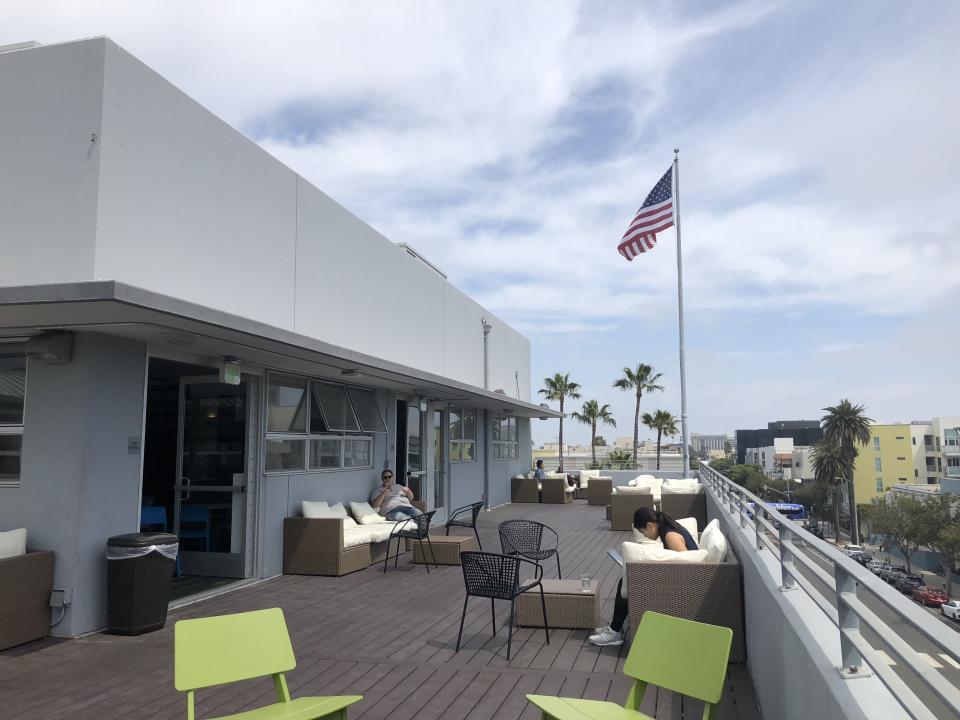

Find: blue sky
<box><xmin>6</xmin><ymin>1</ymin><xmax>960</xmax><ymax>444</ymax></box>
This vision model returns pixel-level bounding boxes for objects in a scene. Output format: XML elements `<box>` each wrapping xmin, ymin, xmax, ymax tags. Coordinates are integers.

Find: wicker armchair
<box><xmin>661</xmin><ymin>493</ymin><xmax>707</xmax><ymax>529</ymax></box>
<box><xmin>0</xmin><ymin>550</ymin><xmax>54</xmax><ymax>651</ymax></box>
<box><xmin>385</xmin><ymin>510</ymin><xmax>438</xmax><ymax>573</ymax></box>
<box><xmin>511</xmin><ymin>475</ymin><xmax>539</xmax><ymax>503</ymax></box>
<box><xmin>283</xmin><ymin>518</ymin><xmax>370</xmax><ymax>577</ymax></box>
<box><xmin>610</xmin><ymin>492</ymin><xmax>654</xmax><ymax>531</ymax></box>
<box><xmin>588</xmin><ymin>478</ymin><xmax>612</xmax><ymax>506</ymax></box>
<box><xmin>625</xmin><ymin>556</ymin><xmax>746</xmax><ymax>662</ymax></box>
<box><xmin>499</xmin><ymin>519</ymin><xmax>562</xmax><ymax>579</ymax></box>
<box><xmin>540</xmin><ymin>476</ymin><xmax>572</xmax><ymax>504</ymax></box>
<box><xmin>457</xmin><ymin>551</ymin><xmax>549</xmax><ymax>660</ymax></box>
<box><xmin>446</xmin><ymin>501</ymin><xmax>484</xmax><ymax>549</ymax></box>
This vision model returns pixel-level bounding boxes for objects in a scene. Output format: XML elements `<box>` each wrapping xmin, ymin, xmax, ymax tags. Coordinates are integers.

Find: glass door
<box><xmin>405</xmin><ymin>403</ymin><xmax>427</xmax><ymax>503</ymax></box>
<box><xmin>173</xmin><ymin>378</ymin><xmax>248</xmax><ymax>577</ymax></box>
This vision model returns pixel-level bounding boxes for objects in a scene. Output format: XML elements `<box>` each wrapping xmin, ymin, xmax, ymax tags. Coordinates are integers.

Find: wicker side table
<box><xmin>412</xmin><ymin>534</ymin><xmax>477</xmax><ymax>565</ymax></box>
<box><xmin>515</xmin><ymin>579</ymin><xmax>598</xmax><ymax>629</ymax></box>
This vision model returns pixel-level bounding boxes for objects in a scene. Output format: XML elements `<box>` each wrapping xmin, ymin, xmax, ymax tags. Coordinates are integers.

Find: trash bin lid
<box><xmin>107</xmin><ymin>532</ymin><xmax>178</xmax><ymax>548</ymax></box>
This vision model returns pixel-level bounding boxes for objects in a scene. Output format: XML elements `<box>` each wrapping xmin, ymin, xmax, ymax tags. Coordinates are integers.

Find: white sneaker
<box><xmin>588</xmin><ymin>626</ymin><xmax>624</xmax><ymax>646</ymax></box>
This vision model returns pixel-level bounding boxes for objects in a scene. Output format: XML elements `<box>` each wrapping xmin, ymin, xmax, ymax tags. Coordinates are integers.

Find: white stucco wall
<box><xmin>0</xmin><ymin>37</ymin><xmax>531</xmax><ymax>399</ymax></box>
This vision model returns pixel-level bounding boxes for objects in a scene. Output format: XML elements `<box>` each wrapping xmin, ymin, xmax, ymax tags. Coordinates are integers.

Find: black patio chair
<box><xmin>498</xmin><ymin>519</ymin><xmax>562</xmax><ymax>579</ymax></box>
<box><xmin>384</xmin><ymin>510</ymin><xmax>438</xmax><ymax>573</ymax></box>
<box><xmin>456</xmin><ymin>551</ymin><xmax>549</xmax><ymax>660</ymax></box>
<box><xmin>445</xmin><ymin>501</ymin><xmax>484</xmax><ymax>549</ymax></box>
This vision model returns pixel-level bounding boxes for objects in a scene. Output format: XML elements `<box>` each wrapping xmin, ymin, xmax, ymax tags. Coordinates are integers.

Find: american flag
<box><xmin>618</xmin><ymin>166</ymin><xmax>673</xmax><ymax>261</ymax></box>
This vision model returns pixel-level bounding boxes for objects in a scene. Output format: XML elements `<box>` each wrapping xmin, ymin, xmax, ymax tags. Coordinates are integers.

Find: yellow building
<box><xmin>853</xmin><ymin>424</ymin><xmax>914</xmax><ymax>502</ymax></box>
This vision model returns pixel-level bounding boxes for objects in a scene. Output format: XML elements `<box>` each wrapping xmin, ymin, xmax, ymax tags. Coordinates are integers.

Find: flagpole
<box><xmin>673</xmin><ymin>148</ymin><xmax>690</xmax><ymax>477</ymax></box>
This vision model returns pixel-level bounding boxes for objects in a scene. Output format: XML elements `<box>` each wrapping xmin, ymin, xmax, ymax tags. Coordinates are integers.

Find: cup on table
<box><xmin>580</xmin><ymin>575</ymin><xmax>592</xmax><ymax>592</ymax></box>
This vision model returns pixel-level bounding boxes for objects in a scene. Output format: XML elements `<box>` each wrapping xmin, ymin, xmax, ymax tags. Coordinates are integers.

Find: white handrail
<box><xmin>698</xmin><ymin>462</ymin><xmax>960</xmax><ymax>720</ymax></box>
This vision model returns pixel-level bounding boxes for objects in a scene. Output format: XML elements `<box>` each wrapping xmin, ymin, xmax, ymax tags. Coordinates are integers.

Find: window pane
<box><xmin>462</xmin><ymin>441</ymin><xmax>475</xmax><ymax>461</ymax></box>
<box><xmin>265</xmin><ymin>437</ymin><xmax>305</xmax><ymax>471</ymax></box>
<box><xmin>312</xmin><ymin>382</ymin><xmax>360</xmax><ymax>432</ymax></box>
<box><xmin>449</xmin><ymin>408</ymin><xmax>462</xmax><ymax>440</ymax></box>
<box><xmin>344</xmin><ymin>438</ymin><xmax>372</xmax><ymax>468</ymax></box>
<box><xmin>309</xmin><ymin>391</ymin><xmax>329</xmax><ymax>433</ymax></box>
<box><xmin>407</xmin><ymin>405</ymin><xmax>421</xmax><ymax>472</ymax></box>
<box><xmin>492</xmin><ymin>418</ymin><xmax>501</xmax><ymax>442</ymax></box>
<box><xmin>0</xmin><ymin>434</ymin><xmax>21</xmax><ymax>481</ymax></box>
<box><xmin>348</xmin><ymin>388</ymin><xmax>386</xmax><ymax>432</ymax></box>
<box><xmin>493</xmin><ymin>443</ymin><xmax>502</xmax><ymax>459</ymax></box>
<box><xmin>507</xmin><ymin>418</ymin><xmax>517</xmax><ymax>442</ymax></box>
<box><xmin>463</xmin><ymin>409</ymin><xmax>476</xmax><ymax>440</ymax></box>
<box><xmin>268</xmin><ymin>377</ymin><xmax>307</xmax><ymax>433</ymax></box>
<box><xmin>449</xmin><ymin>441</ymin><xmax>462</xmax><ymax>462</ymax></box>
<box><xmin>0</xmin><ymin>356</ymin><xmax>26</xmax><ymax>425</ymax></box>
<box><xmin>309</xmin><ymin>438</ymin><xmax>341</xmax><ymax>469</ymax></box>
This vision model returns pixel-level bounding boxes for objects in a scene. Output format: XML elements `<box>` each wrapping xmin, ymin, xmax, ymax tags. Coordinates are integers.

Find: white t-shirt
<box><xmin>371</xmin><ymin>484</ymin><xmax>413</xmax><ymax>515</ymax></box>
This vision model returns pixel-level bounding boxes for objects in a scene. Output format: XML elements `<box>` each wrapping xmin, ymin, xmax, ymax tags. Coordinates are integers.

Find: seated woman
<box><xmin>589</xmin><ymin>506</ymin><xmax>698</xmax><ymax>647</ymax></box>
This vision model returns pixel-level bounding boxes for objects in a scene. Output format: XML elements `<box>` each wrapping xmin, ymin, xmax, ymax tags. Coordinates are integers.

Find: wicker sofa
<box><xmin>587</xmin><ymin>478</ymin><xmax>612</xmax><ymax>506</ymax></box>
<box><xmin>0</xmin><ymin>550</ymin><xmax>54</xmax><ymax>651</ymax></box>
<box><xmin>511</xmin><ymin>475</ymin><xmax>540</xmax><ymax>503</ymax></box>
<box><xmin>541</xmin><ymin>476</ymin><xmax>573</xmax><ymax>504</ymax></box>
<box><xmin>610</xmin><ymin>491</ymin><xmax>654</xmax><ymax>531</ymax></box>
<box><xmin>283</xmin><ymin>500</ymin><xmax>426</xmax><ymax>576</ymax></box>
<box><xmin>625</xmin><ymin>554</ymin><xmax>746</xmax><ymax>662</ymax></box>
<box><xmin>661</xmin><ymin>493</ymin><xmax>707</xmax><ymax>529</ymax></box>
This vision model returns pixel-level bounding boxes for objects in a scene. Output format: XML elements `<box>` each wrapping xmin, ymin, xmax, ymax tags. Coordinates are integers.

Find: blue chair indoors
<box><xmin>140</xmin><ymin>506</ymin><xmax>168</xmax><ymax>532</ymax></box>
<box><xmin>179</xmin><ymin>505</ymin><xmax>211</xmax><ymax>551</ymax></box>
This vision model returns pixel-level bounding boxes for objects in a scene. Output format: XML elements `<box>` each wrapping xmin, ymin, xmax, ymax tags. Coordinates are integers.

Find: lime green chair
<box><xmin>174</xmin><ymin>608</ymin><xmax>362</xmax><ymax>720</ymax></box>
<box><xmin>527</xmin><ymin>612</ymin><xmax>732</xmax><ymax>720</ymax></box>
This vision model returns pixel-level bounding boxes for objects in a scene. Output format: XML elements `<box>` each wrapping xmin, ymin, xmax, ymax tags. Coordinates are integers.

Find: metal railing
<box><xmin>698</xmin><ymin>462</ymin><xmax>960</xmax><ymax>720</ymax></box>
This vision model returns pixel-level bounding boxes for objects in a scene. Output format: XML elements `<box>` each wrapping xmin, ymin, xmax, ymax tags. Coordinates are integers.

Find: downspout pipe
<box><xmin>481</xmin><ymin>320</ymin><xmax>492</xmax><ymax>390</ymax></box>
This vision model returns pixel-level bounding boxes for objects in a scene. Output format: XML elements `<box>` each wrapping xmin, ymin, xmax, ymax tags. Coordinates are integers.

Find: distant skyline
<box><xmin>5</xmin><ymin>1</ymin><xmax>960</xmax><ymax>445</ymax></box>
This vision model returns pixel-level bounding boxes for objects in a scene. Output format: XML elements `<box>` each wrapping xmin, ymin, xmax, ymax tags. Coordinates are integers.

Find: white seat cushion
<box><xmin>664</xmin><ymin>478</ymin><xmax>700</xmax><ymax>489</ymax></box>
<box><xmin>0</xmin><ymin>528</ymin><xmax>27</xmax><ymax>559</ymax></box>
<box><xmin>301</xmin><ymin>501</ymin><xmax>331</xmax><ymax>518</ymax></box>
<box><xmin>661</xmin><ymin>480</ymin><xmax>702</xmax><ymax>494</ymax></box>
<box><xmin>564</xmin><ymin>485</ymin><xmax>576</xmax><ymax>493</ymax></box>
<box><xmin>544</xmin><ymin>472</ymin><xmax>566</xmax><ymax>480</ymax></box>
<box><xmin>699</xmin><ymin>519</ymin><xmax>728</xmax><ymax>562</ymax></box>
<box><xmin>620</xmin><ymin>541</ymin><xmax>708</xmax><ymax>597</ymax></box>
<box><xmin>343</xmin><ymin>526</ymin><xmax>375</xmax><ymax>548</ymax></box>
<box><xmin>615</xmin><ymin>485</ymin><xmax>652</xmax><ymax>495</ymax></box>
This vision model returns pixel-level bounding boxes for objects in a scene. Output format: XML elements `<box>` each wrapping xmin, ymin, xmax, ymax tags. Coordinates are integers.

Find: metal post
<box><xmin>754</xmin><ymin>506</ymin><xmax>763</xmax><ymax>551</ymax></box>
<box><xmin>739</xmin><ymin>489</ymin><xmax>746</xmax><ymax>529</ymax></box>
<box><xmin>779</xmin><ymin>524</ymin><xmax>796</xmax><ymax>590</ymax></box>
<box><xmin>835</xmin><ymin>564</ymin><xmax>868</xmax><ymax>677</ymax></box>
<box><xmin>673</xmin><ymin>149</ymin><xmax>690</xmax><ymax>478</ymax></box>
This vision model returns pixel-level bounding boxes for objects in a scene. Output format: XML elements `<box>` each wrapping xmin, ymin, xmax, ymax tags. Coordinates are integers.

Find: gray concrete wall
<box><xmin>704</xmin><ymin>489</ymin><xmax>908</xmax><ymax>720</ymax></box>
<box><xmin>2</xmin><ymin>332</ymin><xmax>146</xmax><ymax>636</ymax></box>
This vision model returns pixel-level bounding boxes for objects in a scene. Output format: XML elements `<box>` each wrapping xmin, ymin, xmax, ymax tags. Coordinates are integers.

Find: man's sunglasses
<box><xmin>382</xmin><ymin>474</ymin><xmax>394</xmax><ymax>480</ymax></box>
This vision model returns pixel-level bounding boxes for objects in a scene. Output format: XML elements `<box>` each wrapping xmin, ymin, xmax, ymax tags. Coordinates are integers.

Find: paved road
<box><xmin>792</xmin><ymin>538</ymin><xmax>960</xmax><ymax>719</ymax></box>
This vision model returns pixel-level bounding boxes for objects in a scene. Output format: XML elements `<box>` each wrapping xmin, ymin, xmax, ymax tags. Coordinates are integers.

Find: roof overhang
<box><xmin>0</xmin><ymin>281</ymin><xmax>563</xmax><ymax>419</ymax></box>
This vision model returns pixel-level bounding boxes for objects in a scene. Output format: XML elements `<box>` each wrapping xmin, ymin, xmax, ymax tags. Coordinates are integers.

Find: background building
<box><xmin>735</xmin><ymin>420</ymin><xmax>822</xmax><ymax>464</ymax></box>
<box><xmin>852</xmin><ymin>423</ymin><xmax>914</xmax><ymax>502</ymax></box>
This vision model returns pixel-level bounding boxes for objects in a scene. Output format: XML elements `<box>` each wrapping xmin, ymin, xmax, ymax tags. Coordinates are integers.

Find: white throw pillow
<box><xmin>661</xmin><ymin>482</ymin><xmax>702</xmax><ymax>495</ymax></box>
<box><xmin>301</xmin><ymin>501</ymin><xmax>331</xmax><ymax>518</ymax></box>
<box><xmin>544</xmin><ymin>472</ymin><xmax>566</xmax><ymax>480</ymax></box>
<box><xmin>631</xmin><ymin>528</ymin><xmax>661</xmax><ymax>544</ymax></box>
<box><xmin>350</xmin><ymin>501</ymin><xmax>379</xmax><ymax>523</ymax></box>
<box><xmin>580</xmin><ymin>469</ymin><xmax>600</xmax><ymax>487</ymax></box>
<box><xmin>615</xmin><ymin>485</ymin><xmax>652</xmax><ymax>495</ymax></box>
<box><xmin>564</xmin><ymin>485</ymin><xmax>576</xmax><ymax>493</ymax></box>
<box><xmin>699</xmin><ymin>519</ymin><xmax>728</xmax><ymax>563</ymax></box>
<box><xmin>328</xmin><ymin>502</ymin><xmax>348</xmax><ymax>518</ymax></box>
<box><xmin>664</xmin><ymin>478</ymin><xmax>700</xmax><ymax>489</ymax></box>
<box><xmin>620</xmin><ymin>540</ymin><xmax>708</xmax><ymax>597</ymax></box>
<box><xmin>0</xmin><ymin>528</ymin><xmax>27</xmax><ymax>559</ymax></box>
<box><xmin>676</xmin><ymin>516</ymin><xmax>699</xmax><ymax>541</ymax></box>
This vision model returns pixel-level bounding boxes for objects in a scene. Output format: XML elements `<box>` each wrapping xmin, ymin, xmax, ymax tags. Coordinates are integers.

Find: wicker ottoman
<box><xmin>574</xmin><ymin>487</ymin><xmax>589</xmax><ymax>500</ymax></box>
<box><xmin>412</xmin><ymin>534</ymin><xmax>477</xmax><ymax>565</ymax></box>
<box><xmin>515</xmin><ymin>579</ymin><xmax>598</xmax><ymax>629</ymax></box>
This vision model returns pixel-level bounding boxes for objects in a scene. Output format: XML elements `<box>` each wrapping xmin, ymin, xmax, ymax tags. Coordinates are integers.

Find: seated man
<box><xmin>370</xmin><ymin>468</ymin><xmax>422</xmax><ymax>521</ymax></box>
<box><xmin>533</xmin><ymin>458</ymin><xmax>547</xmax><ymax>481</ymax></box>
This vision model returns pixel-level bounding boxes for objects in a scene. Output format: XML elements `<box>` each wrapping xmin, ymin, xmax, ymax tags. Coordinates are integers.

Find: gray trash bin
<box><xmin>106</xmin><ymin>532</ymin><xmax>178</xmax><ymax>635</ymax></box>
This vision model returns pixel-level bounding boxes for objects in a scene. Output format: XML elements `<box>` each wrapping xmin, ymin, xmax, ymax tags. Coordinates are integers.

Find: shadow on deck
<box><xmin>0</xmin><ymin>501</ymin><xmax>761</xmax><ymax>719</ymax></box>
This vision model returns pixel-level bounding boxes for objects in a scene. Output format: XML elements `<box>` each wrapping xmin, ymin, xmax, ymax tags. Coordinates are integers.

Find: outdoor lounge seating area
<box><xmin>0</xmin><ymin>500</ymin><xmax>758</xmax><ymax>720</ymax></box>
<box><xmin>0</xmin><ymin>529</ymin><xmax>54</xmax><ymax>652</ymax></box>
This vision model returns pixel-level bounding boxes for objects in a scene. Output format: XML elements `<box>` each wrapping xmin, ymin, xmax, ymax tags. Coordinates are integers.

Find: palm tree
<box><xmin>822</xmin><ymin>400</ymin><xmax>873</xmax><ymax>545</ymax></box>
<box><xmin>642</xmin><ymin>410</ymin><xmax>679</xmax><ymax>470</ymax></box>
<box><xmin>811</xmin><ymin>441</ymin><xmax>847</xmax><ymax>543</ymax></box>
<box><xmin>538</xmin><ymin>373</ymin><xmax>581</xmax><ymax>471</ymax></box>
<box><xmin>613</xmin><ymin>364</ymin><xmax>664</xmax><ymax>470</ymax></box>
<box><xmin>572</xmin><ymin>400</ymin><xmax>616</xmax><ymax>468</ymax></box>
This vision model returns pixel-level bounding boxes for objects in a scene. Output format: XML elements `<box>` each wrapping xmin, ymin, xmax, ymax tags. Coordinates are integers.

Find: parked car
<box><xmin>886</xmin><ymin>569</ymin><xmax>906</xmax><ymax>586</ymax></box>
<box><xmin>913</xmin><ymin>586</ymin><xmax>949</xmax><ymax>607</ymax></box>
<box><xmin>878</xmin><ymin>564</ymin><xmax>905</xmax><ymax>581</ymax></box>
<box><xmin>854</xmin><ymin>553</ymin><xmax>872</xmax><ymax>566</ymax></box>
<box><xmin>867</xmin><ymin>560</ymin><xmax>890</xmax><ymax>576</ymax></box>
<box><xmin>842</xmin><ymin>544</ymin><xmax>865</xmax><ymax>557</ymax></box>
<box><xmin>942</xmin><ymin>600</ymin><xmax>960</xmax><ymax>621</ymax></box>
<box><xmin>895</xmin><ymin>574</ymin><xmax>924</xmax><ymax>594</ymax></box>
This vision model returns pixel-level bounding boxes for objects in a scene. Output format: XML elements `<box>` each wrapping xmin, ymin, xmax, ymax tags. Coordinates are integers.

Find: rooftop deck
<box><xmin>0</xmin><ymin>501</ymin><xmax>760</xmax><ymax>720</ymax></box>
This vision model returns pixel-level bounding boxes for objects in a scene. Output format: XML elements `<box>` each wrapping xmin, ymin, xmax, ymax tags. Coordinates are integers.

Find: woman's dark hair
<box><xmin>633</xmin><ymin>506</ymin><xmax>686</xmax><ymax>543</ymax></box>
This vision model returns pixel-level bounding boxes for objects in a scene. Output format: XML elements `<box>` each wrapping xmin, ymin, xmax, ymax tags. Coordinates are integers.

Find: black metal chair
<box><xmin>445</xmin><ymin>501</ymin><xmax>484</xmax><ymax>549</ymax></box>
<box><xmin>456</xmin><ymin>551</ymin><xmax>549</xmax><ymax>660</ymax></box>
<box><xmin>384</xmin><ymin>510</ymin><xmax>438</xmax><ymax>573</ymax></box>
<box><xmin>498</xmin><ymin>519</ymin><xmax>562</xmax><ymax>579</ymax></box>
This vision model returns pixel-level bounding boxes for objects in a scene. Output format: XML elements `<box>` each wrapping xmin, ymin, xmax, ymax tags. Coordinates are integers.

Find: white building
<box><xmin>907</xmin><ymin>418</ymin><xmax>960</xmax><ymax>484</ymax></box>
<box><xmin>0</xmin><ymin>37</ymin><xmax>559</xmax><ymax>636</ymax></box>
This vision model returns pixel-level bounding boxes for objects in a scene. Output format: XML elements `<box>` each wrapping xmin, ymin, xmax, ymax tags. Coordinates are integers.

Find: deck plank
<box><xmin>0</xmin><ymin>500</ymin><xmax>759</xmax><ymax>720</ymax></box>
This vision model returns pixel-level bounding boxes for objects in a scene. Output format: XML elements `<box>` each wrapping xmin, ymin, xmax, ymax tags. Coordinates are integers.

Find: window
<box><xmin>915</xmin><ymin>469</ymin><xmax>919</xmax><ymax>477</ymax></box>
<box><xmin>265</xmin><ymin>374</ymin><xmax>381</xmax><ymax>473</ymax></box>
<box><xmin>912</xmin><ymin>437</ymin><xmax>916</xmax><ymax>445</ymax></box>
<box><xmin>876</xmin><ymin>478</ymin><xmax>883</xmax><ymax>492</ymax></box>
<box><xmin>873</xmin><ymin>437</ymin><xmax>880</xmax><ymax>451</ymax></box>
<box><xmin>874</xmin><ymin>457</ymin><xmax>882</xmax><ymax>472</ymax></box>
<box><xmin>896</xmin><ymin>456</ymin><xmax>906</xmax><ymax>461</ymax></box>
<box><xmin>449</xmin><ymin>406</ymin><xmax>476</xmax><ymax>462</ymax></box>
<box><xmin>492</xmin><ymin>416</ymin><xmax>519</xmax><ymax>459</ymax></box>
<box><xmin>898</xmin><ymin>477</ymin><xmax>907</xmax><ymax>482</ymax></box>
<box><xmin>895</xmin><ymin>435</ymin><xmax>905</xmax><ymax>440</ymax></box>
<box><xmin>0</xmin><ymin>354</ymin><xmax>26</xmax><ymax>487</ymax></box>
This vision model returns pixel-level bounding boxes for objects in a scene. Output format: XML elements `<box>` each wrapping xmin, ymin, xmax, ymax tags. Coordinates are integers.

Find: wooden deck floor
<box><xmin>0</xmin><ymin>500</ymin><xmax>761</xmax><ymax>719</ymax></box>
